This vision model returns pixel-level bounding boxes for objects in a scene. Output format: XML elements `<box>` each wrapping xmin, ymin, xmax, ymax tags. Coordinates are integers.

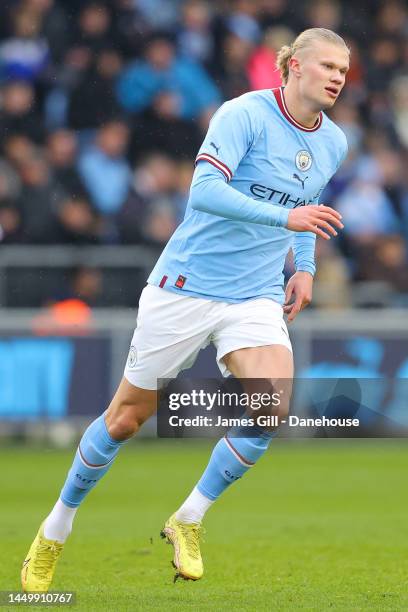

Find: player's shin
<box><xmin>43</xmin><ymin>412</ymin><xmax>127</xmax><ymax>542</ymax></box>
<box><xmin>176</xmin><ymin>425</ymin><xmax>278</xmax><ymax>524</ymax></box>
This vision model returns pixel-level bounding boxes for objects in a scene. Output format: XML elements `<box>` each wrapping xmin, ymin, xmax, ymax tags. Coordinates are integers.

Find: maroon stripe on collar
<box><xmin>272</xmin><ymin>87</ymin><xmax>322</xmax><ymax>132</ymax></box>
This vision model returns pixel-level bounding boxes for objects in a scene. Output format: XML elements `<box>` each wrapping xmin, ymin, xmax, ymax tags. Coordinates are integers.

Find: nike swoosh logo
<box><xmin>23</xmin><ymin>558</ymin><xmax>31</xmax><ymax>567</ymax></box>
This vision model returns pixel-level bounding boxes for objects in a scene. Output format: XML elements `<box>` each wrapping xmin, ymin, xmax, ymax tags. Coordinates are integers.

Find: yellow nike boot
<box><xmin>160</xmin><ymin>514</ymin><xmax>204</xmax><ymax>581</ymax></box>
<box><xmin>21</xmin><ymin>522</ymin><xmax>64</xmax><ymax>592</ymax></box>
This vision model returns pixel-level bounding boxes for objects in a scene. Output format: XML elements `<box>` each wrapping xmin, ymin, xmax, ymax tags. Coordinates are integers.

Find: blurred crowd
<box><xmin>0</xmin><ymin>0</ymin><xmax>408</xmax><ymax>308</ymax></box>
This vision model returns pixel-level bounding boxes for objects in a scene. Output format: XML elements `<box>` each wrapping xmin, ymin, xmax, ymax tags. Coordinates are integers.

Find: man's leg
<box><xmin>44</xmin><ymin>378</ymin><xmax>157</xmax><ymax>539</ymax></box>
<box><xmin>164</xmin><ymin>345</ymin><xmax>293</xmax><ymax>580</ymax></box>
<box><xmin>22</xmin><ymin>378</ymin><xmax>157</xmax><ymax>592</ymax></box>
<box><xmin>22</xmin><ymin>284</ymin><xmax>218</xmax><ymax>590</ymax></box>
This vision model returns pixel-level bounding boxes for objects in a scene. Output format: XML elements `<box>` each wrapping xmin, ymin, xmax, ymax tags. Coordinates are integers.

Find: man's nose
<box><xmin>331</xmin><ymin>71</ymin><xmax>343</xmax><ymax>84</ymax></box>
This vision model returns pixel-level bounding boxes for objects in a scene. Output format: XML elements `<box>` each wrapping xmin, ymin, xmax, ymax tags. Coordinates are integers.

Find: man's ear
<box><xmin>288</xmin><ymin>56</ymin><xmax>301</xmax><ymax>79</ymax></box>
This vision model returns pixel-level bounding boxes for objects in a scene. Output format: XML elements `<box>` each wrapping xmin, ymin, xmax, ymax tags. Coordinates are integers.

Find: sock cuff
<box><xmin>59</xmin><ymin>494</ymin><xmax>81</xmax><ymax>508</ymax></box>
<box><xmin>196</xmin><ymin>482</ymin><xmax>219</xmax><ymax>501</ymax></box>
<box><xmin>224</xmin><ymin>436</ymin><xmax>255</xmax><ymax>467</ymax></box>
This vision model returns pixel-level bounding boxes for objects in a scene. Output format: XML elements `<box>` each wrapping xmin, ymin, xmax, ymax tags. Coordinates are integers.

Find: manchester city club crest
<box><xmin>295</xmin><ymin>150</ymin><xmax>313</xmax><ymax>172</ymax></box>
<box><xmin>127</xmin><ymin>346</ymin><xmax>137</xmax><ymax>368</ymax></box>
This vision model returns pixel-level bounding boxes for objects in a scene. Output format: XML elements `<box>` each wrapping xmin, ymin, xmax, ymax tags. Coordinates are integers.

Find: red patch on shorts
<box><xmin>159</xmin><ymin>275</ymin><xmax>168</xmax><ymax>288</ymax></box>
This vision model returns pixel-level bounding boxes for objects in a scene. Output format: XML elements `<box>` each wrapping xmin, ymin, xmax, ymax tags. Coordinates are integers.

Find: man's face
<box><xmin>146</xmin><ymin>40</ymin><xmax>175</xmax><ymax>71</ymax></box>
<box><xmin>292</xmin><ymin>40</ymin><xmax>349</xmax><ymax>110</ymax></box>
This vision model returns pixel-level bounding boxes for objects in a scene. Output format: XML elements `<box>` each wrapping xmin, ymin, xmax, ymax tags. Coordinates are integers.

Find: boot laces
<box><xmin>33</xmin><ymin>541</ymin><xmax>62</xmax><ymax>579</ymax></box>
<box><xmin>179</xmin><ymin>524</ymin><xmax>205</xmax><ymax>560</ymax></box>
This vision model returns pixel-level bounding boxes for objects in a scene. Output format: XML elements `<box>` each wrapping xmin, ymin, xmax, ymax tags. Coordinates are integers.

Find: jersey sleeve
<box><xmin>292</xmin><ymin>231</ymin><xmax>316</xmax><ymax>276</ymax></box>
<box><xmin>190</xmin><ymin>161</ymin><xmax>289</xmax><ymax>228</ymax></box>
<box><xmin>292</xmin><ymin>191</ymin><xmax>320</xmax><ymax>276</ymax></box>
<box><xmin>195</xmin><ymin>98</ymin><xmax>260</xmax><ymax>182</ymax></box>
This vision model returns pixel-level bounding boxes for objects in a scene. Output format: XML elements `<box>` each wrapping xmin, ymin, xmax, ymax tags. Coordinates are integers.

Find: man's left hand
<box><xmin>283</xmin><ymin>271</ymin><xmax>314</xmax><ymax>322</ymax></box>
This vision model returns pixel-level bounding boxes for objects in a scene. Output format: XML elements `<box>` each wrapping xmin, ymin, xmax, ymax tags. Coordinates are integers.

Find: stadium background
<box><xmin>1</xmin><ymin>1</ymin><xmax>408</xmax><ymax>609</ymax></box>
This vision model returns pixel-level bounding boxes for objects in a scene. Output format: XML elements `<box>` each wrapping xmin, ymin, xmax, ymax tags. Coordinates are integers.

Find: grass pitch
<box><xmin>1</xmin><ymin>439</ymin><xmax>408</xmax><ymax>611</ymax></box>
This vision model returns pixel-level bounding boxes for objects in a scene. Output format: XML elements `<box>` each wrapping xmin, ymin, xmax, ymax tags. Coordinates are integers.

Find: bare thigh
<box><xmin>222</xmin><ymin>345</ymin><xmax>294</xmax><ymax>425</ymax></box>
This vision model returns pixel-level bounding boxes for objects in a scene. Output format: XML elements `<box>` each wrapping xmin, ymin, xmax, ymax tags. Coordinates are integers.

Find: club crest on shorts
<box><xmin>127</xmin><ymin>346</ymin><xmax>137</xmax><ymax>368</ymax></box>
<box><xmin>295</xmin><ymin>150</ymin><xmax>312</xmax><ymax>172</ymax></box>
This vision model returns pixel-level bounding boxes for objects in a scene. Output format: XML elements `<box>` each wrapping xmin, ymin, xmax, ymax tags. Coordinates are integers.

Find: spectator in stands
<box><xmin>0</xmin><ymin>81</ymin><xmax>44</xmax><ymax>144</ymax></box>
<box><xmin>304</xmin><ymin>0</ymin><xmax>343</xmax><ymax>32</ymax></box>
<box><xmin>374</xmin><ymin>1</ymin><xmax>408</xmax><ymax>38</ymax></box>
<box><xmin>143</xmin><ymin>199</ymin><xmax>178</xmax><ymax>246</ymax></box>
<box><xmin>314</xmin><ymin>239</ymin><xmax>351</xmax><ymax>309</ymax></box>
<box><xmin>355</xmin><ymin>235</ymin><xmax>408</xmax><ymax>296</ymax></box>
<box><xmin>129</xmin><ymin>93</ymin><xmax>202</xmax><ymax>162</ymax></box>
<box><xmin>16</xmin><ymin>155</ymin><xmax>64</xmax><ymax>243</ymax></box>
<box><xmin>117</xmin><ymin>153</ymin><xmax>178</xmax><ymax>245</ymax></box>
<box><xmin>111</xmin><ymin>0</ymin><xmax>150</xmax><ymax>59</ymax></box>
<box><xmin>366</xmin><ymin>38</ymin><xmax>400</xmax><ymax>95</ymax></box>
<box><xmin>55</xmin><ymin>196</ymin><xmax>100</xmax><ymax>244</ymax></box>
<box><xmin>335</xmin><ymin>159</ymin><xmax>400</xmax><ymax>252</ymax></box>
<box><xmin>370</xmin><ymin>146</ymin><xmax>405</xmax><ymax>220</ymax></box>
<box><xmin>116</xmin><ymin>31</ymin><xmax>221</xmax><ymax>122</ymax></box>
<box><xmin>258</xmin><ymin>0</ymin><xmax>303</xmax><ymax>32</ymax></box>
<box><xmin>134</xmin><ymin>0</ymin><xmax>183</xmax><ymax>30</ymax></box>
<box><xmin>247</xmin><ymin>26</ymin><xmax>292</xmax><ymax>90</ymax></box>
<box><xmin>67</xmin><ymin>48</ymin><xmax>123</xmax><ymax>130</ymax></box>
<box><xmin>32</xmin><ymin>298</ymin><xmax>94</xmax><ymax>335</ymax></box>
<box><xmin>46</xmin><ymin>129</ymin><xmax>88</xmax><ymax>199</ymax></box>
<box><xmin>225</xmin><ymin>0</ymin><xmax>261</xmax><ymax>46</ymax></box>
<box><xmin>0</xmin><ymin>5</ymin><xmax>49</xmax><ymax>81</ymax></box>
<box><xmin>329</xmin><ymin>101</ymin><xmax>364</xmax><ymax>155</ymax></box>
<box><xmin>176</xmin><ymin>0</ymin><xmax>214</xmax><ymax>67</ymax></box>
<box><xmin>45</xmin><ymin>1</ymin><xmax>115</xmax><ymax>129</ymax></box>
<box><xmin>2</xmin><ymin>135</ymin><xmax>37</xmax><ymax>169</ymax></box>
<box><xmin>0</xmin><ymin>201</ymin><xmax>21</xmax><ymax>243</ymax></box>
<box><xmin>74</xmin><ymin>2</ymin><xmax>115</xmax><ymax>53</ymax></box>
<box><xmin>212</xmin><ymin>31</ymin><xmax>253</xmax><ymax>100</ymax></box>
<box><xmin>24</xmin><ymin>0</ymin><xmax>69</xmax><ymax>65</ymax></box>
<box><xmin>78</xmin><ymin>121</ymin><xmax>131</xmax><ymax>239</ymax></box>
<box><xmin>69</xmin><ymin>266</ymin><xmax>103</xmax><ymax>307</ymax></box>
<box><xmin>38</xmin><ymin>265</ymin><xmax>104</xmax><ymax>313</ymax></box>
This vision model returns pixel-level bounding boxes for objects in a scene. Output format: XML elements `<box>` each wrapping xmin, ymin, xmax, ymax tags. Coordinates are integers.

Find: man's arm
<box><xmin>191</xmin><ymin>164</ymin><xmax>343</xmax><ymax>236</ymax></box>
<box><xmin>191</xmin><ymin>163</ymin><xmax>289</xmax><ymax>227</ymax></box>
<box><xmin>282</xmin><ymin>230</ymin><xmax>316</xmax><ymax>322</ymax></box>
<box><xmin>292</xmin><ymin>231</ymin><xmax>316</xmax><ymax>276</ymax></box>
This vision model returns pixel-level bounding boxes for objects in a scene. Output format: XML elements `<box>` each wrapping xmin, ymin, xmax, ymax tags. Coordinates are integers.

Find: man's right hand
<box><xmin>287</xmin><ymin>205</ymin><xmax>344</xmax><ymax>239</ymax></box>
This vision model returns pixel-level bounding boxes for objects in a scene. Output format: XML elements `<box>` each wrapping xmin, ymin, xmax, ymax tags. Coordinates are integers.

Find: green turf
<box><xmin>1</xmin><ymin>440</ymin><xmax>408</xmax><ymax>611</ymax></box>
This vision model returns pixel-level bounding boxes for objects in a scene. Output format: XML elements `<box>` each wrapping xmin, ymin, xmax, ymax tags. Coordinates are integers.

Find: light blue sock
<box><xmin>60</xmin><ymin>413</ymin><xmax>126</xmax><ymax>508</ymax></box>
<box><xmin>197</xmin><ymin>425</ymin><xmax>277</xmax><ymax>501</ymax></box>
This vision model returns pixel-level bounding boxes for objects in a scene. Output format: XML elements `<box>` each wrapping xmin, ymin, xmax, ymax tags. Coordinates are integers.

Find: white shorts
<box><xmin>124</xmin><ymin>284</ymin><xmax>292</xmax><ymax>390</ymax></box>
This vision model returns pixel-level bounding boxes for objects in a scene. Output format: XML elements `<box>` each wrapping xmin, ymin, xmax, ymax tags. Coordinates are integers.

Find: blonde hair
<box><xmin>276</xmin><ymin>28</ymin><xmax>350</xmax><ymax>85</ymax></box>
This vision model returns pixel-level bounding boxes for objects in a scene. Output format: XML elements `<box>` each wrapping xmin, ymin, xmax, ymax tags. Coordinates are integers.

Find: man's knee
<box><xmin>105</xmin><ymin>379</ymin><xmax>157</xmax><ymax>441</ymax></box>
<box><xmin>106</xmin><ymin>405</ymin><xmax>143</xmax><ymax>440</ymax></box>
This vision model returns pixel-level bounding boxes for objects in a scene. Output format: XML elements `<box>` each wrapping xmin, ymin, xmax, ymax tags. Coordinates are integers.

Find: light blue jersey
<box><xmin>148</xmin><ymin>87</ymin><xmax>348</xmax><ymax>303</ymax></box>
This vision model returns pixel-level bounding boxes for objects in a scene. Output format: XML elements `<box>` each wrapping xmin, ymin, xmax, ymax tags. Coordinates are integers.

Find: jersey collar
<box><xmin>272</xmin><ymin>87</ymin><xmax>323</xmax><ymax>132</ymax></box>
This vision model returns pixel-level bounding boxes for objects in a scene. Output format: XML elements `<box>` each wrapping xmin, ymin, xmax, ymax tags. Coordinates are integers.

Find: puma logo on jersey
<box><xmin>293</xmin><ymin>173</ymin><xmax>309</xmax><ymax>190</ymax></box>
<box><xmin>210</xmin><ymin>141</ymin><xmax>220</xmax><ymax>155</ymax></box>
